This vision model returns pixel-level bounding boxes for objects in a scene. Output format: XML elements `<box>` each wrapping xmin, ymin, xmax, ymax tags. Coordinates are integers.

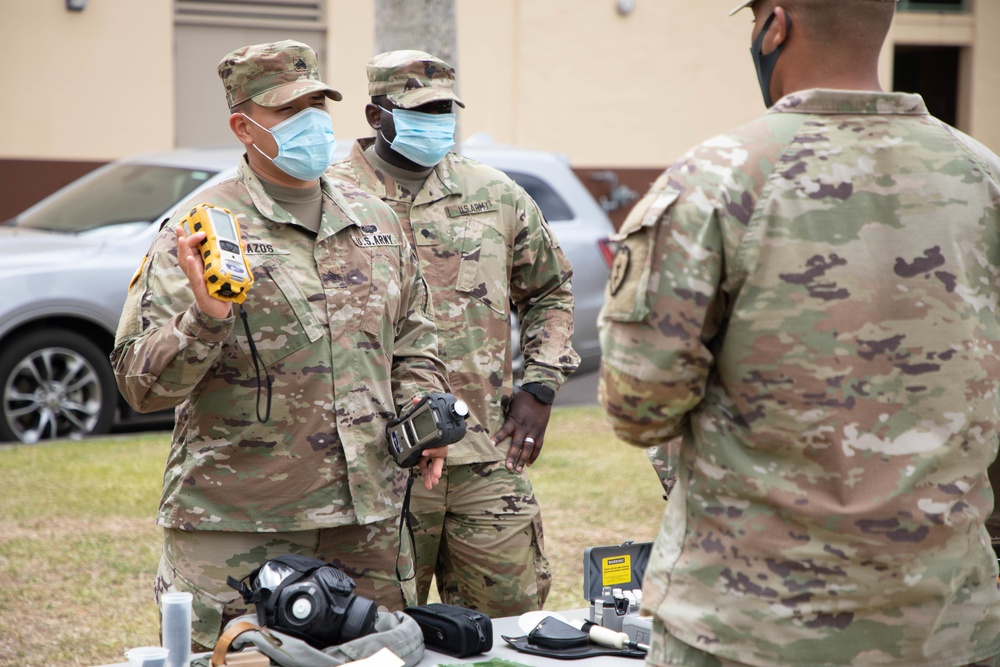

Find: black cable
<box><xmin>396</xmin><ymin>471</ymin><xmax>418</xmax><ymax>582</ymax></box>
<box><xmin>239</xmin><ymin>305</ymin><xmax>273</xmax><ymax>423</ymax></box>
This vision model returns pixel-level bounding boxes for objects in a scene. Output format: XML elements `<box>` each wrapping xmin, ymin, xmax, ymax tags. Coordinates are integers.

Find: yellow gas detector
<box><xmin>179</xmin><ymin>203</ymin><xmax>254</xmax><ymax>304</ymax></box>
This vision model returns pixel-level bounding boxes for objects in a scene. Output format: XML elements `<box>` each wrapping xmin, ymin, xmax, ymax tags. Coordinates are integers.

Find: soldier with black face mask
<box><xmin>599</xmin><ymin>1</ymin><xmax>1000</xmax><ymax>666</ymax></box>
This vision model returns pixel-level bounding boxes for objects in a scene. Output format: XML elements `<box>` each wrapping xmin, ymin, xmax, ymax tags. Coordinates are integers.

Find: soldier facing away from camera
<box><xmin>599</xmin><ymin>1</ymin><xmax>1000</xmax><ymax>666</ymax></box>
<box><xmin>329</xmin><ymin>50</ymin><xmax>579</xmax><ymax>617</ymax></box>
<box><xmin>112</xmin><ymin>40</ymin><xmax>450</xmax><ymax>650</ymax></box>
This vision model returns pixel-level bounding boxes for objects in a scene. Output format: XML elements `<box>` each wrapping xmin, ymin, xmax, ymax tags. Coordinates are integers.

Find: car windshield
<box><xmin>503</xmin><ymin>171</ymin><xmax>574</xmax><ymax>222</ymax></box>
<box><xmin>12</xmin><ymin>163</ymin><xmax>217</xmax><ymax>233</ymax></box>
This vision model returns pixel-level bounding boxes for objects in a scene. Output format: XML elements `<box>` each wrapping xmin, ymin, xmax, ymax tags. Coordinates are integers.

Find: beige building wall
<box><xmin>0</xmin><ymin>0</ymin><xmax>174</xmax><ymax>160</ymax></box>
<box><xmin>510</xmin><ymin>1</ymin><xmax>761</xmax><ymax>168</ymax></box>
<box><xmin>323</xmin><ymin>0</ymin><xmax>746</xmax><ymax>168</ymax></box>
<box><xmin>0</xmin><ymin>0</ymin><xmax>996</xmax><ymax>167</ymax></box>
<box><xmin>324</xmin><ymin>2</ymin><xmax>523</xmax><ymax>152</ymax></box>
<box><xmin>325</xmin><ymin>1</ymin><xmax>379</xmax><ymax>141</ymax></box>
<box><xmin>967</xmin><ymin>0</ymin><xmax>1000</xmax><ymax>152</ymax></box>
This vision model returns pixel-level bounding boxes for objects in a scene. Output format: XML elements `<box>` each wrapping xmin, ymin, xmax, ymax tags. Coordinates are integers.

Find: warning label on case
<box><xmin>601</xmin><ymin>555</ymin><xmax>632</xmax><ymax>587</ymax></box>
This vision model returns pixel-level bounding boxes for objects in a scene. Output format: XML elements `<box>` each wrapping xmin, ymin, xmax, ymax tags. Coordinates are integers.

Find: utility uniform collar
<box><xmin>236</xmin><ymin>155</ymin><xmax>362</xmax><ymax>239</ymax></box>
<box><xmin>770</xmin><ymin>89</ymin><xmax>929</xmax><ymax>116</ymax></box>
<box><xmin>350</xmin><ymin>137</ymin><xmax>464</xmax><ymax>205</ymax></box>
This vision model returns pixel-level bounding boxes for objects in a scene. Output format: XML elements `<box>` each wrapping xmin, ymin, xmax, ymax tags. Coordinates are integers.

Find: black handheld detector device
<box><xmin>387</xmin><ymin>392</ymin><xmax>469</xmax><ymax>467</ymax></box>
<box><xmin>180</xmin><ymin>203</ymin><xmax>254</xmax><ymax>304</ymax></box>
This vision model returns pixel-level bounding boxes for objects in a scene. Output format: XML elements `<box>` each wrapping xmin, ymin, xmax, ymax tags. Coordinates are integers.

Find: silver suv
<box><xmin>0</xmin><ymin>142</ymin><xmax>614</xmax><ymax>443</ymax></box>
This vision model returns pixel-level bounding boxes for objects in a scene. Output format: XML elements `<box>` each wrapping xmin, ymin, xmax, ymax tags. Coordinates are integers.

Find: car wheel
<box><xmin>0</xmin><ymin>330</ymin><xmax>116</xmax><ymax>443</ymax></box>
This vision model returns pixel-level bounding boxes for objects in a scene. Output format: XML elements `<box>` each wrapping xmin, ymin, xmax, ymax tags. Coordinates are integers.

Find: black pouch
<box><xmin>526</xmin><ymin>616</ymin><xmax>589</xmax><ymax>650</ymax></box>
<box><xmin>404</xmin><ymin>603</ymin><xmax>493</xmax><ymax>658</ymax></box>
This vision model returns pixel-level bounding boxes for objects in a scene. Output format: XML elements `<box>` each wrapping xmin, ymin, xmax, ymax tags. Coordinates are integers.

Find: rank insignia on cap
<box><xmin>294</xmin><ymin>57</ymin><xmax>307</xmax><ymax>71</ymax></box>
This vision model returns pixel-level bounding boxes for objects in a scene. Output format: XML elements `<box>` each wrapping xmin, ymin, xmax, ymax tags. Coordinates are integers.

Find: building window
<box><xmin>175</xmin><ymin>0</ymin><xmax>324</xmax><ymax>26</ymax></box>
<box><xmin>897</xmin><ymin>0</ymin><xmax>968</xmax><ymax>13</ymax></box>
<box><xmin>172</xmin><ymin>0</ymin><xmax>327</xmax><ymax>148</ymax></box>
<box><xmin>893</xmin><ymin>45</ymin><xmax>961</xmax><ymax>126</ymax></box>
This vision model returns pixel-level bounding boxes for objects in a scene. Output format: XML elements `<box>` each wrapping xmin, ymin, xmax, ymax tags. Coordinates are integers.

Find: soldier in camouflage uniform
<box><xmin>111</xmin><ymin>40</ymin><xmax>450</xmax><ymax>651</ymax></box>
<box><xmin>328</xmin><ymin>50</ymin><xmax>579</xmax><ymax>617</ymax></box>
<box><xmin>599</xmin><ymin>1</ymin><xmax>1000</xmax><ymax>666</ymax></box>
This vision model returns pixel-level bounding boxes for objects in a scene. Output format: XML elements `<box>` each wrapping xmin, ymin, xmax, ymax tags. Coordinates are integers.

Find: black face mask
<box><xmin>750</xmin><ymin>11</ymin><xmax>792</xmax><ymax>108</ymax></box>
<box><xmin>228</xmin><ymin>555</ymin><xmax>378</xmax><ymax>649</ymax></box>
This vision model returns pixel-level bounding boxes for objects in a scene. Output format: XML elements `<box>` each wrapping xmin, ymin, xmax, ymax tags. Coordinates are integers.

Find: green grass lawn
<box><xmin>0</xmin><ymin>406</ymin><xmax>666</xmax><ymax>667</ymax></box>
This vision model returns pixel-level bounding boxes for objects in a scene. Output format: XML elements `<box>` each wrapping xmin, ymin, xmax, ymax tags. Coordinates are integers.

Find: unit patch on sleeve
<box><xmin>128</xmin><ymin>255</ymin><xmax>148</xmax><ymax>291</ymax></box>
<box><xmin>609</xmin><ymin>245</ymin><xmax>631</xmax><ymax>296</ymax></box>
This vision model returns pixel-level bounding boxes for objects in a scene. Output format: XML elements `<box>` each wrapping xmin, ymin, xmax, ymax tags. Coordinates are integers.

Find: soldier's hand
<box><xmin>419</xmin><ymin>445</ymin><xmax>448</xmax><ymax>489</ymax></box>
<box><xmin>175</xmin><ymin>225</ymin><xmax>233</xmax><ymax>320</ymax></box>
<box><xmin>492</xmin><ymin>391</ymin><xmax>552</xmax><ymax>473</ymax></box>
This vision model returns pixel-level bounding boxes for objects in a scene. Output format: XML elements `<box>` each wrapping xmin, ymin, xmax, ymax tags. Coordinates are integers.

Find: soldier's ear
<box><xmin>230</xmin><ymin>112</ymin><xmax>255</xmax><ymax>146</ymax></box>
<box><xmin>364</xmin><ymin>103</ymin><xmax>382</xmax><ymax>131</ymax></box>
<box><xmin>769</xmin><ymin>6</ymin><xmax>791</xmax><ymax>52</ymax></box>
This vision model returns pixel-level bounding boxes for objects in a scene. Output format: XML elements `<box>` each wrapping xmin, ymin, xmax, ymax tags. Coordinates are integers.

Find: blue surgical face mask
<box><xmin>243</xmin><ymin>107</ymin><xmax>337</xmax><ymax>181</ymax></box>
<box><xmin>381</xmin><ymin>107</ymin><xmax>456</xmax><ymax>167</ymax></box>
<box><xmin>750</xmin><ymin>12</ymin><xmax>791</xmax><ymax>108</ymax></box>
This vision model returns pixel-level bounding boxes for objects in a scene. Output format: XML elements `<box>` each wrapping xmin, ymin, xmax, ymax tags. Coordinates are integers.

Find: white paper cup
<box><xmin>125</xmin><ymin>646</ymin><xmax>169</xmax><ymax>667</ymax></box>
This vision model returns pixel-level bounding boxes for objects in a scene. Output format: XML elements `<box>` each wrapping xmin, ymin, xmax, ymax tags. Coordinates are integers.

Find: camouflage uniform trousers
<box><xmin>155</xmin><ymin>519</ymin><xmax>416</xmax><ymax>651</ymax></box>
<box><xmin>646</xmin><ymin>619</ymin><xmax>1000</xmax><ymax>667</ymax></box>
<box><xmin>408</xmin><ymin>461</ymin><xmax>550</xmax><ymax>617</ymax></box>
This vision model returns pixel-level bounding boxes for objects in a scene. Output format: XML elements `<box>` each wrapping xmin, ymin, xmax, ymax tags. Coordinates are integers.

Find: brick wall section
<box><xmin>571</xmin><ymin>167</ymin><xmax>663</xmax><ymax>231</ymax></box>
<box><xmin>0</xmin><ymin>159</ymin><xmax>105</xmax><ymax>222</ymax></box>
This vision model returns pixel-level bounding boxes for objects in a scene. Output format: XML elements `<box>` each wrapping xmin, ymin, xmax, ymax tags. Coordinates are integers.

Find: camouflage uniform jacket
<box><xmin>329</xmin><ymin>140</ymin><xmax>579</xmax><ymax>465</ymax></box>
<box><xmin>112</xmin><ymin>157</ymin><xmax>448</xmax><ymax>532</ymax></box>
<box><xmin>599</xmin><ymin>90</ymin><xmax>1000</xmax><ymax>666</ymax></box>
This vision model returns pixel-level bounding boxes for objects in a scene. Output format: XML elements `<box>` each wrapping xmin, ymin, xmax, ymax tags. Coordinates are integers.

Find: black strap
<box><xmin>227</xmin><ymin>574</ymin><xmax>256</xmax><ymax>603</ymax></box>
<box><xmin>239</xmin><ymin>306</ymin><xmax>273</xmax><ymax>423</ymax></box>
<box><xmin>502</xmin><ymin>634</ymin><xmax>647</xmax><ymax>660</ymax></box>
<box><xmin>396</xmin><ymin>471</ymin><xmax>418</xmax><ymax>582</ymax></box>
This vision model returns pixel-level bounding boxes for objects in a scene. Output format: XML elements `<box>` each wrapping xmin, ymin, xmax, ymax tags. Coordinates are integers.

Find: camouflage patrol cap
<box><xmin>366</xmin><ymin>50</ymin><xmax>465</xmax><ymax>109</ymax></box>
<box><xmin>728</xmin><ymin>0</ymin><xmax>898</xmax><ymax>15</ymax></box>
<box><xmin>218</xmin><ymin>40</ymin><xmax>342</xmax><ymax>109</ymax></box>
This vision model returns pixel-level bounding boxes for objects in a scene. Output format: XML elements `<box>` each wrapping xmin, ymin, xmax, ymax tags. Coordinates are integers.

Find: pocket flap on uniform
<box><xmin>612</xmin><ymin>189</ymin><xmax>680</xmax><ymax>240</ymax></box>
